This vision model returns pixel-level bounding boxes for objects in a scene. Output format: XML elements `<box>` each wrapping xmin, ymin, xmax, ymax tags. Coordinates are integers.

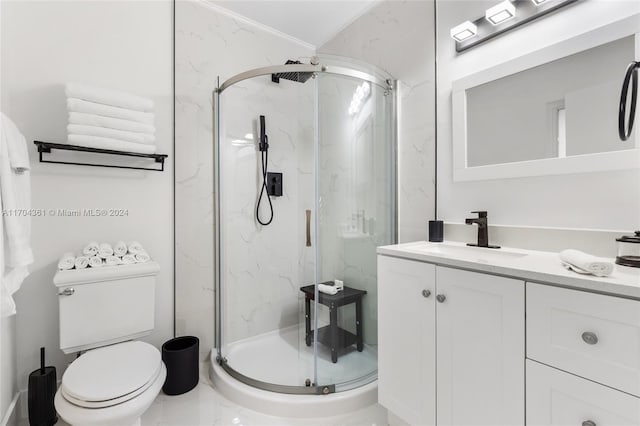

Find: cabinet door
<box><xmin>527</xmin><ymin>359</ymin><xmax>640</xmax><ymax>426</ymax></box>
<box><xmin>436</xmin><ymin>266</ymin><xmax>524</xmax><ymax>426</ymax></box>
<box><xmin>378</xmin><ymin>255</ymin><xmax>436</xmax><ymax>426</ymax></box>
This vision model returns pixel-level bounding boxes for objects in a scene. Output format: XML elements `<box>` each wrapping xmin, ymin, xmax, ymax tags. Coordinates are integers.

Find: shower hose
<box><xmin>256</xmin><ymin>134</ymin><xmax>274</xmax><ymax>226</ymax></box>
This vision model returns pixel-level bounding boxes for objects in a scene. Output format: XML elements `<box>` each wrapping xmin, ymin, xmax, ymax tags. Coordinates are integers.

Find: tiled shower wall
<box><xmin>175</xmin><ymin>0</ymin><xmax>314</xmax><ymax>356</ymax></box>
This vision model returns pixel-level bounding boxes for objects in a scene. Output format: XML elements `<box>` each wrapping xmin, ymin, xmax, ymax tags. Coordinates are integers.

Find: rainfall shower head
<box><xmin>271</xmin><ymin>60</ymin><xmax>314</xmax><ymax>84</ymax></box>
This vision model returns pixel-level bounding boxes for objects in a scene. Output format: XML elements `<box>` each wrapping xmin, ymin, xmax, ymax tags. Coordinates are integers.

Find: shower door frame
<box><xmin>213</xmin><ymin>62</ymin><xmax>398</xmax><ymax>395</ymax></box>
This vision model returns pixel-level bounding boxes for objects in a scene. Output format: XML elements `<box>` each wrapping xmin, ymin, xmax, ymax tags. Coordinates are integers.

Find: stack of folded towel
<box><xmin>65</xmin><ymin>83</ymin><xmax>156</xmax><ymax>154</ymax></box>
<box><xmin>57</xmin><ymin>241</ymin><xmax>152</xmax><ymax>271</ymax></box>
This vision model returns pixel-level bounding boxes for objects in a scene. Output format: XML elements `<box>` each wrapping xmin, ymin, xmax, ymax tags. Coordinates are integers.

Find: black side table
<box><xmin>300</xmin><ymin>282</ymin><xmax>367</xmax><ymax>363</ymax></box>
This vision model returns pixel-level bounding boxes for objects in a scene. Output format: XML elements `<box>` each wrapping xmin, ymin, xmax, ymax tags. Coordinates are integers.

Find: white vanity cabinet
<box><xmin>378</xmin><ymin>255</ymin><xmax>525</xmax><ymax>426</ymax></box>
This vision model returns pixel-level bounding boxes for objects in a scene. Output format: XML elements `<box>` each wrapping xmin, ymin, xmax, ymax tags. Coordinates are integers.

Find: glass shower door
<box><xmin>217</xmin><ymin>73</ymin><xmax>319</xmax><ymax>390</ymax></box>
<box><xmin>315</xmin><ymin>70</ymin><xmax>396</xmax><ymax>391</ymax></box>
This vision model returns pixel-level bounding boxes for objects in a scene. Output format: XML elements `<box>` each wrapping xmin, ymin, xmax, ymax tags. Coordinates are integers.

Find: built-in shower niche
<box><xmin>215</xmin><ymin>56</ymin><xmax>396</xmax><ymax>394</ymax></box>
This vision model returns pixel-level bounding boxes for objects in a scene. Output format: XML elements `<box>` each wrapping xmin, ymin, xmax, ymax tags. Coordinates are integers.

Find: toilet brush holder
<box><xmin>28</xmin><ymin>347</ymin><xmax>57</xmax><ymax>426</ymax></box>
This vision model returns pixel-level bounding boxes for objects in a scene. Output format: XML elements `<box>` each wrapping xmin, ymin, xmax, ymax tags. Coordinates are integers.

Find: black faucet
<box><xmin>465</xmin><ymin>211</ymin><xmax>500</xmax><ymax>249</ymax></box>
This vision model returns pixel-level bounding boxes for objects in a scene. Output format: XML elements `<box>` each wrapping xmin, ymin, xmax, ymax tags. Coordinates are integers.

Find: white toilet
<box><xmin>53</xmin><ymin>261</ymin><xmax>165</xmax><ymax>426</ymax></box>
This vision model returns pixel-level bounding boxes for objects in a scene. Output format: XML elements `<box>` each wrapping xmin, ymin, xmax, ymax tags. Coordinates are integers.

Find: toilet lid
<box><xmin>61</xmin><ymin>341</ymin><xmax>162</xmax><ymax>408</ymax></box>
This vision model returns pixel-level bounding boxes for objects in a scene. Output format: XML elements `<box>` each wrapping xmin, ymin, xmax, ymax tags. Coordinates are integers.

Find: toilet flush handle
<box><xmin>58</xmin><ymin>287</ymin><xmax>75</xmax><ymax>296</ymax></box>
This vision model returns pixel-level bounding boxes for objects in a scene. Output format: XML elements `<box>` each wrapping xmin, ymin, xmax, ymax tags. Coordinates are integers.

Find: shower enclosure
<box><xmin>213</xmin><ymin>56</ymin><xmax>397</xmax><ymax>394</ymax></box>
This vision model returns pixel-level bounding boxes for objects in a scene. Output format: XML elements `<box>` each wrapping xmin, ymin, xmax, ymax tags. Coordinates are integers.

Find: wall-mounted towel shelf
<box><xmin>34</xmin><ymin>141</ymin><xmax>168</xmax><ymax>171</ymax></box>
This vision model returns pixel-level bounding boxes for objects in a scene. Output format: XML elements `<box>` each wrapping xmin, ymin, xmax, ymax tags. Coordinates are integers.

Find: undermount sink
<box><xmin>410</xmin><ymin>242</ymin><xmax>528</xmax><ymax>263</ymax></box>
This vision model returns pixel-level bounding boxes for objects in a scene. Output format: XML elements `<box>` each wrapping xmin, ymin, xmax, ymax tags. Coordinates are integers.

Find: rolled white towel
<box><xmin>88</xmin><ymin>256</ymin><xmax>103</xmax><ymax>268</ymax></box>
<box><xmin>113</xmin><ymin>241</ymin><xmax>128</xmax><ymax>257</ymax></box>
<box><xmin>559</xmin><ymin>249</ymin><xmax>614</xmax><ymax>277</ymax></box>
<box><xmin>98</xmin><ymin>243</ymin><xmax>113</xmax><ymax>259</ymax></box>
<box><xmin>83</xmin><ymin>241</ymin><xmax>99</xmax><ymax>256</ymax></box>
<box><xmin>121</xmin><ymin>254</ymin><xmax>137</xmax><ymax>265</ymax></box>
<box><xmin>74</xmin><ymin>256</ymin><xmax>89</xmax><ymax>270</ymax></box>
<box><xmin>127</xmin><ymin>241</ymin><xmax>144</xmax><ymax>255</ymax></box>
<box><xmin>58</xmin><ymin>252</ymin><xmax>75</xmax><ymax>270</ymax></box>
<box><xmin>318</xmin><ymin>283</ymin><xmax>341</xmax><ymax>295</ymax></box>
<box><xmin>65</xmin><ymin>83</ymin><xmax>154</xmax><ymax>112</ymax></box>
<box><xmin>105</xmin><ymin>255</ymin><xmax>122</xmax><ymax>267</ymax></box>
<box><xmin>67</xmin><ymin>134</ymin><xmax>157</xmax><ymax>155</ymax></box>
<box><xmin>134</xmin><ymin>251</ymin><xmax>151</xmax><ymax>263</ymax></box>
<box><xmin>67</xmin><ymin>98</ymin><xmax>155</xmax><ymax>124</ymax></box>
<box><xmin>67</xmin><ymin>124</ymin><xmax>155</xmax><ymax>145</ymax></box>
<box><xmin>68</xmin><ymin>112</ymin><xmax>155</xmax><ymax>134</ymax></box>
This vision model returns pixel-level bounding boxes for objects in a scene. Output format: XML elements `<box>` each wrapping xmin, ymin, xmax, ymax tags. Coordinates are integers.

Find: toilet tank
<box><xmin>54</xmin><ymin>262</ymin><xmax>160</xmax><ymax>354</ymax></box>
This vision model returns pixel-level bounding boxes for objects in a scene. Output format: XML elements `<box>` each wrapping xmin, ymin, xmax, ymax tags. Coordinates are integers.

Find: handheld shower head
<box><xmin>259</xmin><ymin>115</ymin><xmax>268</xmax><ymax>151</ymax></box>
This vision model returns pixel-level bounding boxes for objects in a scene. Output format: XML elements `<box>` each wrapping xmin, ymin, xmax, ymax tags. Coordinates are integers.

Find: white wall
<box><xmin>0</xmin><ymin>0</ymin><xmax>174</xmax><ymax>409</ymax></box>
<box><xmin>1</xmin><ymin>317</ymin><xmax>17</xmax><ymax>424</ymax></box>
<box><xmin>437</xmin><ymin>0</ymin><xmax>640</xmax><ymax>251</ymax></box>
<box><xmin>174</xmin><ymin>0</ymin><xmax>315</xmax><ymax>356</ymax></box>
<box><xmin>319</xmin><ymin>0</ymin><xmax>436</xmax><ymax>243</ymax></box>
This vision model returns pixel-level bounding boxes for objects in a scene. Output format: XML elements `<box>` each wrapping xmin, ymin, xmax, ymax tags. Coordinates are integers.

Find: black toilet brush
<box><xmin>28</xmin><ymin>347</ymin><xmax>57</xmax><ymax>425</ymax></box>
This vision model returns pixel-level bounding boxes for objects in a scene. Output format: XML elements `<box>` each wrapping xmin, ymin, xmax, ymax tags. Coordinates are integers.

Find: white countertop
<box><xmin>377</xmin><ymin>241</ymin><xmax>640</xmax><ymax>299</ymax></box>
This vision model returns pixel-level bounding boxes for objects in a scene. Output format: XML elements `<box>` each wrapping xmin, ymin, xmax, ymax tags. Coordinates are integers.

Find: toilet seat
<box><xmin>61</xmin><ymin>341</ymin><xmax>162</xmax><ymax>409</ymax></box>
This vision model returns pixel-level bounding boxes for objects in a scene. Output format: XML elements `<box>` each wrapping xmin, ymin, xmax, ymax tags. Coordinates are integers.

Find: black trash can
<box><xmin>162</xmin><ymin>336</ymin><xmax>199</xmax><ymax>395</ymax></box>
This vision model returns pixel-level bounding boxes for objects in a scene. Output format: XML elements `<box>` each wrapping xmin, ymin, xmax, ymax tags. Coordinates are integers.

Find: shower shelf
<box><xmin>33</xmin><ymin>141</ymin><xmax>168</xmax><ymax>172</ymax></box>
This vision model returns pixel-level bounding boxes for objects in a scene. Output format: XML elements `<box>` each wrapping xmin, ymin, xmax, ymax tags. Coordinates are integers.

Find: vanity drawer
<box><xmin>527</xmin><ymin>283</ymin><xmax>640</xmax><ymax>397</ymax></box>
<box><xmin>526</xmin><ymin>360</ymin><xmax>640</xmax><ymax>426</ymax></box>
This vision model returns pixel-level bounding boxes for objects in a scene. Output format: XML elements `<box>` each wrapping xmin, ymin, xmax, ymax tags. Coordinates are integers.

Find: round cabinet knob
<box><xmin>582</xmin><ymin>421</ymin><xmax>596</xmax><ymax>426</ymax></box>
<box><xmin>581</xmin><ymin>331</ymin><xmax>599</xmax><ymax>345</ymax></box>
<box><xmin>422</xmin><ymin>289</ymin><xmax>431</xmax><ymax>298</ymax></box>
<box><xmin>436</xmin><ymin>294</ymin><xmax>446</xmax><ymax>303</ymax></box>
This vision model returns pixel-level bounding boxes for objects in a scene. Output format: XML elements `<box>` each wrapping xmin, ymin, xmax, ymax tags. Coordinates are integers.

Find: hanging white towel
<box><xmin>67</xmin><ymin>134</ymin><xmax>157</xmax><ymax>155</ymax></box>
<box><xmin>0</xmin><ymin>113</ymin><xmax>33</xmax><ymax>317</ymax></box>
<box><xmin>65</xmin><ymin>83</ymin><xmax>154</xmax><ymax>112</ymax></box>
<box><xmin>68</xmin><ymin>112</ymin><xmax>155</xmax><ymax>134</ymax></box>
<box><xmin>83</xmin><ymin>241</ymin><xmax>99</xmax><ymax>257</ymax></box>
<box><xmin>113</xmin><ymin>241</ymin><xmax>127</xmax><ymax>257</ymax></box>
<box><xmin>67</xmin><ymin>98</ymin><xmax>155</xmax><ymax>124</ymax></box>
<box><xmin>67</xmin><ymin>124</ymin><xmax>155</xmax><ymax>145</ymax></box>
<box><xmin>58</xmin><ymin>252</ymin><xmax>75</xmax><ymax>271</ymax></box>
<box><xmin>88</xmin><ymin>256</ymin><xmax>103</xmax><ymax>268</ymax></box>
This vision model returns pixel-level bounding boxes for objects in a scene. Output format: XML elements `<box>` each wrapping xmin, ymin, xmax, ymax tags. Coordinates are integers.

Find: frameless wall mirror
<box><xmin>452</xmin><ymin>14</ymin><xmax>640</xmax><ymax>181</ymax></box>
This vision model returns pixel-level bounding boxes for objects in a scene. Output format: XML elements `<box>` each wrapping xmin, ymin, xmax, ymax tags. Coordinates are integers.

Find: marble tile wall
<box><xmin>175</xmin><ymin>0</ymin><xmax>314</xmax><ymax>356</ymax></box>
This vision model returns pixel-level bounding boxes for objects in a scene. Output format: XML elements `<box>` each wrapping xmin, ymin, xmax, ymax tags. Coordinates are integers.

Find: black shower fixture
<box><xmin>271</xmin><ymin>60</ymin><xmax>314</xmax><ymax>84</ymax></box>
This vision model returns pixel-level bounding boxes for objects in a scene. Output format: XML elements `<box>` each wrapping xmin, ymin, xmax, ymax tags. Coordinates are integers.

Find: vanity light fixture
<box><xmin>450</xmin><ymin>21</ymin><xmax>478</xmax><ymax>42</ymax></box>
<box><xmin>453</xmin><ymin>0</ymin><xmax>580</xmax><ymax>53</ymax></box>
<box><xmin>485</xmin><ymin>1</ymin><xmax>516</xmax><ymax>25</ymax></box>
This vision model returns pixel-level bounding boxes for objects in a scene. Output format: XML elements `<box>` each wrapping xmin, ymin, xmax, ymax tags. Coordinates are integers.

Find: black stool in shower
<box><xmin>300</xmin><ymin>282</ymin><xmax>367</xmax><ymax>363</ymax></box>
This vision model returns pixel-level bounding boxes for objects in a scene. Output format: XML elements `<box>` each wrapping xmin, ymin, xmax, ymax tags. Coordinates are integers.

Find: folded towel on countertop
<box><xmin>88</xmin><ymin>256</ymin><xmax>103</xmax><ymax>268</ymax></box>
<box><xmin>113</xmin><ymin>241</ymin><xmax>128</xmax><ymax>257</ymax></box>
<box><xmin>58</xmin><ymin>252</ymin><xmax>75</xmax><ymax>270</ymax></box>
<box><xmin>83</xmin><ymin>241</ymin><xmax>99</xmax><ymax>257</ymax></box>
<box><xmin>318</xmin><ymin>283</ymin><xmax>341</xmax><ymax>295</ymax></box>
<box><xmin>65</xmin><ymin>83</ymin><xmax>154</xmax><ymax>112</ymax></box>
<box><xmin>74</xmin><ymin>256</ymin><xmax>89</xmax><ymax>270</ymax></box>
<box><xmin>121</xmin><ymin>254</ymin><xmax>137</xmax><ymax>265</ymax></box>
<box><xmin>67</xmin><ymin>98</ymin><xmax>154</xmax><ymax>124</ymax></box>
<box><xmin>98</xmin><ymin>243</ymin><xmax>113</xmax><ymax>259</ymax></box>
<box><xmin>559</xmin><ymin>249</ymin><xmax>614</xmax><ymax>277</ymax></box>
<box><xmin>105</xmin><ymin>255</ymin><xmax>121</xmax><ymax>267</ymax></box>
<box><xmin>134</xmin><ymin>251</ymin><xmax>150</xmax><ymax>263</ymax></box>
<box><xmin>127</xmin><ymin>241</ymin><xmax>144</xmax><ymax>255</ymax></box>
<box><xmin>67</xmin><ymin>134</ymin><xmax>157</xmax><ymax>155</ymax></box>
<box><xmin>68</xmin><ymin>112</ymin><xmax>155</xmax><ymax>134</ymax></box>
<box><xmin>67</xmin><ymin>124</ymin><xmax>155</xmax><ymax>145</ymax></box>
